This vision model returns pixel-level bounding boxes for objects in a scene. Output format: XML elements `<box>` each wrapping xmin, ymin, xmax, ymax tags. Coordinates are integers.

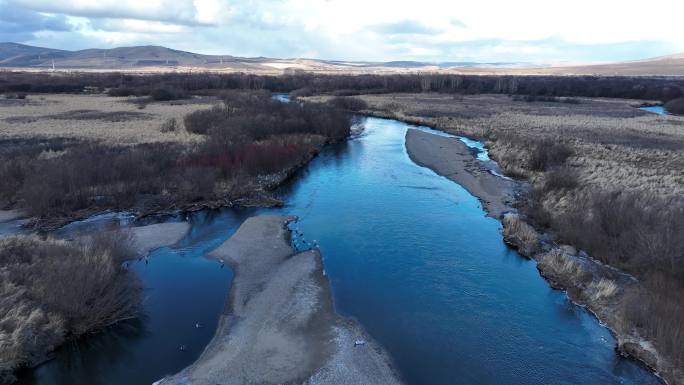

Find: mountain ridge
<box><xmin>1</xmin><ymin>42</ymin><xmax>683</xmax><ymax>76</ymax></box>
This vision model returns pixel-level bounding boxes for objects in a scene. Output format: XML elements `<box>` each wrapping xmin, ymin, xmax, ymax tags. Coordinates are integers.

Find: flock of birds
<box><xmin>290</xmin><ymin>226</ymin><xmax>319</xmax><ymax>252</ymax></box>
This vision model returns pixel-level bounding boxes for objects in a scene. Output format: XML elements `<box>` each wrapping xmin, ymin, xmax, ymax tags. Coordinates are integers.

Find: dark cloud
<box><xmin>368</xmin><ymin>20</ymin><xmax>441</xmax><ymax>35</ymax></box>
<box><xmin>0</xmin><ymin>1</ymin><xmax>72</xmax><ymax>42</ymax></box>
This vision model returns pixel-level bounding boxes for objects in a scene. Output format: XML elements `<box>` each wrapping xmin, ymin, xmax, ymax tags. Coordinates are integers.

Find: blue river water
<box><xmin>15</xmin><ymin>116</ymin><xmax>661</xmax><ymax>385</ymax></box>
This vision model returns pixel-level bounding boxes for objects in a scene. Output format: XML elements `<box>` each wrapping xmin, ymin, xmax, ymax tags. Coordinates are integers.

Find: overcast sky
<box><xmin>1</xmin><ymin>0</ymin><xmax>683</xmax><ymax>63</ymax></box>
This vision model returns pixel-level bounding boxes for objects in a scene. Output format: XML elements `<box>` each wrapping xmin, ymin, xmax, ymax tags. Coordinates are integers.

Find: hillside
<box><xmin>511</xmin><ymin>53</ymin><xmax>684</xmax><ymax>76</ymax></box>
<box><xmin>0</xmin><ymin>42</ymin><xmax>68</xmax><ymax>63</ymax></box>
<box><xmin>0</xmin><ymin>43</ymin><xmax>268</xmax><ymax>71</ymax></box>
<box><xmin>1</xmin><ymin>42</ymin><xmax>683</xmax><ymax>76</ymax></box>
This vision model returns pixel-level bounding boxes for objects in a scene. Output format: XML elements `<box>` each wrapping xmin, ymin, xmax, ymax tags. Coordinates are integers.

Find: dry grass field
<box><xmin>0</xmin><ymin>94</ymin><xmax>216</xmax><ymax>145</ymax></box>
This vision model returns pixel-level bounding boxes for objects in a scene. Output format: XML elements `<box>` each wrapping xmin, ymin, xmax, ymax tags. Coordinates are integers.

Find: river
<box><xmin>14</xmin><ymin>115</ymin><xmax>661</xmax><ymax>384</ymax></box>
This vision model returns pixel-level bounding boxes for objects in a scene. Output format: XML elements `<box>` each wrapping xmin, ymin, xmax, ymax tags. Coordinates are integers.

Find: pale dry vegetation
<box><xmin>501</xmin><ymin>213</ymin><xmax>539</xmax><ymax>256</ymax></box>
<box><xmin>0</xmin><ymin>233</ymin><xmax>140</xmax><ymax>384</ymax></box>
<box><xmin>537</xmin><ymin>250</ymin><xmax>586</xmax><ymax>283</ymax></box>
<box><xmin>588</xmin><ymin>278</ymin><xmax>619</xmax><ymax>302</ymax></box>
<box><xmin>0</xmin><ymin>94</ymin><xmax>213</xmax><ymax>145</ymax></box>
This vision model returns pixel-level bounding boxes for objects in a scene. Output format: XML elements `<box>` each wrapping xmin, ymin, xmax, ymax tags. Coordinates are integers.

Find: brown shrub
<box><xmin>107</xmin><ymin>87</ymin><xmax>137</xmax><ymax>97</ymax></box>
<box><xmin>183</xmin><ymin>105</ymin><xmax>228</xmax><ymax>135</ymax></box>
<box><xmin>519</xmin><ymin>188</ymin><xmax>553</xmax><ymax>229</ymax></box>
<box><xmin>557</xmin><ymin>190</ymin><xmax>684</xmax><ymax>280</ymax></box>
<box><xmin>528</xmin><ymin>140</ymin><xmax>573</xmax><ymax>171</ymax></box>
<box><xmin>0</xmin><ymin>233</ymin><xmax>140</xmax><ymax>382</ymax></box>
<box><xmin>665</xmin><ymin>97</ymin><xmax>684</xmax><ymax>115</ymax></box>
<box><xmin>149</xmin><ymin>87</ymin><xmax>187</xmax><ymax>101</ymax></box>
<box><xmin>185</xmin><ymin>91</ymin><xmax>350</xmax><ymax>141</ymax></box>
<box><xmin>502</xmin><ymin>213</ymin><xmax>540</xmax><ymax>257</ymax></box>
<box><xmin>160</xmin><ymin>118</ymin><xmax>178</xmax><ymax>133</ymax></box>
<box><xmin>620</xmin><ymin>278</ymin><xmax>684</xmax><ymax>370</ymax></box>
<box><xmin>543</xmin><ymin>166</ymin><xmax>579</xmax><ymax>192</ymax></box>
<box><xmin>537</xmin><ymin>250</ymin><xmax>587</xmax><ymax>284</ymax></box>
<box><xmin>328</xmin><ymin>96</ymin><xmax>368</xmax><ymax>111</ymax></box>
<box><xmin>4</xmin><ymin>93</ymin><xmax>27</xmax><ymax>100</ymax></box>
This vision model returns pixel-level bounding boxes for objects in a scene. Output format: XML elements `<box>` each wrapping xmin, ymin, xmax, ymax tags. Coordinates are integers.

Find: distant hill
<box><xmin>0</xmin><ymin>42</ymin><xmax>68</xmax><ymax>63</ymax></box>
<box><xmin>1</xmin><ymin>42</ymin><xmax>683</xmax><ymax>76</ymax></box>
<box><xmin>0</xmin><ymin>43</ymin><xmax>535</xmax><ymax>73</ymax></box>
<box><xmin>504</xmin><ymin>53</ymin><xmax>684</xmax><ymax>77</ymax></box>
<box><xmin>0</xmin><ymin>43</ymin><xmax>269</xmax><ymax>71</ymax></box>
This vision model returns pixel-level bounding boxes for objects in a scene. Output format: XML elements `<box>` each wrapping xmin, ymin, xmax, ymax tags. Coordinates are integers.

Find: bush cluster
<box><xmin>149</xmin><ymin>87</ymin><xmax>186</xmax><ymax>101</ymax></box>
<box><xmin>0</xmin><ymin>233</ymin><xmax>140</xmax><ymax>383</ymax></box>
<box><xmin>528</xmin><ymin>140</ymin><xmax>573</xmax><ymax>171</ymax></box>
<box><xmin>328</xmin><ymin>96</ymin><xmax>368</xmax><ymax>111</ymax></box>
<box><xmin>2</xmin><ymin>71</ymin><xmax>684</xmax><ymax>102</ymax></box>
<box><xmin>665</xmin><ymin>97</ymin><xmax>684</xmax><ymax>115</ymax></box>
<box><xmin>185</xmin><ymin>91</ymin><xmax>350</xmax><ymax>141</ymax></box>
<box><xmin>0</xmin><ymin>91</ymin><xmax>350</xmax><ymax>218</ymax></box>
<box><xmin>512</xmin><ymin>95</ymin><xmax>580</xmax><ymax>103</ymax></box>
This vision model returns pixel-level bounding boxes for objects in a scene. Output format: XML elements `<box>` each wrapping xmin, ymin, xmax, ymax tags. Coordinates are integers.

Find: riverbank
<box><xmin>158</xmin><ymin>215</ymin><xmax>402</xmax><ymax>385</ymax></box>
<box><xmin>405</xmin><ymin>129</ymin><xmax>519</xmax><ymax>218</ymax></box>
<box><xmin>502</xmin><ymin>214</ymin><xmax>679</xmax><ymax>384</ymax></box>
<box><xmin>404</xmin><ymin>126</ymin><xmax>681</xmax><ymax>384</ymax></box>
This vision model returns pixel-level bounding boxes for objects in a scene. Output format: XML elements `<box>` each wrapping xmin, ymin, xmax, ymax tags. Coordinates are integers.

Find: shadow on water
<box><xmin>16</xmin><ymin>115</ymin><xmax>663</xmax><ymax>385</ymax></box>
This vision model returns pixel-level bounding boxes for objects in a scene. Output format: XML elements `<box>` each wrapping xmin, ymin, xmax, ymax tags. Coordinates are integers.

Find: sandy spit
<box><xmin>405</xmin><ymin>128</ymin><xmax>519</xmax><ymax>218</ymax></box>
<box><xmin>130</xmin><ymin>222</ymin><xmax>190</xmax><ymax>256</ymax></box>
<box><xmin>158</xmin><ymin>215</ymin><xmax>402</xmax><ymax>385</ymax></box>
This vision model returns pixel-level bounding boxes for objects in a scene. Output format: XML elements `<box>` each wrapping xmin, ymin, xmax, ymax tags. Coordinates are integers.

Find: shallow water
<box><xmin>271</xmin><ymin>93</ymin><xmax>291</xmax><ymax>103</ymax></box>
<box><xmin>17</xmin><ymin>117</ymin><xmax>661</xmax><ymax>385</ymax></box>
<box><xmin>640</xmin><ymin>105</ymin><xmax>669</xmax><ymax>115</ymax></box>
<box><xmin>0</xmin><ymin>219</ymin><xmax>28</xmax><ymax>237</ymax></box>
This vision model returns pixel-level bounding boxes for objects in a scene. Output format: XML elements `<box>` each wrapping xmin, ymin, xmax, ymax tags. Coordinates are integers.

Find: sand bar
<box><xmin>130</xmin><ymin>222</ymin><xmax>191</xmax><ymax>256</ymax></box>
<box><xmin>405</xmin><ymin>128</ymin><xmax>518</xmax><ymax>218</ymax></box>
<box><xmin>159</xmin><ymin>215</ymin><xmax>402</xmax><ymax>385</ymax></box>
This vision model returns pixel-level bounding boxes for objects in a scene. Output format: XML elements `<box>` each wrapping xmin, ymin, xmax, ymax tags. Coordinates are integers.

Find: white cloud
<box><xmin>8</xmin><ymin>0</ymin><xmax>204</xmax><ymax>25</ymax></box>
<box><xmin>5</xmin><ymin>0</ymin><xmax>684</xmax><ymax>62</ymax></box>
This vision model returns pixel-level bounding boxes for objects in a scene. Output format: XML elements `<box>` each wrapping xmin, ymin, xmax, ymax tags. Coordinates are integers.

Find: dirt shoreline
<box><xmin>405</xmin><ymin>128</ymin><xmax>519</xmax><ymax>218</ymax></box>
<box><xmin>158</xmin><ymin>215</ymin><xmax>402</xmax><ymax>385</ymax></box>
<box><xmin>404</xmin><ymin>128</ymin><xmax>679</xmax><ymax>384</ymax></box>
